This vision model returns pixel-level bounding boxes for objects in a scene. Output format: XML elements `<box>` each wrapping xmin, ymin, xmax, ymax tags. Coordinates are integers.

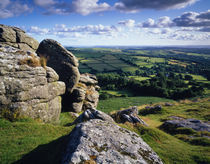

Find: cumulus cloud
<box><xmin>114</xmin><ymin>0</ymin><xmax>197</xmax><ymax>13</ymax></box>
<box><xmin>167</xmin><ymin>32</ymin><xmax>210</xmax><ymax>41</ymax></box>
<box><xmin>72</xmin><ymin>0</ymin><xmax>111</xmax><ymax>15</ymax></box>
<box><xmin>139</xmin><ymin>16</ymin><xmax>173</xmax><ymax>28</ymax></box>
<box><xmin>148</xmin><ymin>28</ymin><xmax>172</xmax><ymax>35</ymax></box>
<box><xmin>0</xmin><ymin>0</ymin><xmax>31</xmax><ymax>18</ymax></box>
<box><xmin>33</xmin><ymin>0</ymin><xmax>111</xmax><ymax>16</ymax></box>
<box><xmin>173</xmin><ymin>11</ymin><xmax>210</xmax><ymax>27</ymax></box>
<box><xmin>118</xmin><ymin>19</ymin><xmax>135</xmax><ymax>27</ymax></box>
<box><xmin>55</xmin><ymin>24</ymin><xmax>119</xmax><ymax>35</ymax></box>
<box><xmin>27</xmin><ymin>24</ymin><xmax>119</xmax><ymax>37</ymax></box>
<box><xmin>27</xmin><ymin>26</ymin><xmax>50</xmax><ymax>35</ymax></box>
<box><xmin>197</xmin><ymin>10</ymin><xmax>210</xmax><ymax>20</ymax></box>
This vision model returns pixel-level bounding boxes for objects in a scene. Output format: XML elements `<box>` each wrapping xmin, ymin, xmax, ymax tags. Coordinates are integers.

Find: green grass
<box><xmin>120</xmin><ymin>123</ymin><xmax>210</xmax><ymax>164</ymax></box>
<box><xmin>0</xmin><ymin>113</ymin><xmax>76</xmax><ymax>164</ymax></box>
<box><xmin>129</xmin><ymin>76</ymin><xmax>151</xmax><ymax>81</ymax></box>
<box><xmin>98</xmin><ymin>96</ymin><xmax>174</xmax><ymax>113</ymax></box>
<box><xmin>138</xmin><ymin>98</ymin><xmax>210</xmax><ymax>128</ymax></box>
<box><xmin>102</xmin><ymin>90</ymin><xmax>134</xmax><ymax>97</ymax></box>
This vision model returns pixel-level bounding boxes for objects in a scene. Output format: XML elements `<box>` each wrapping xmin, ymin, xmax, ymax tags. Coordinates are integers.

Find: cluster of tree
<box><xmin>97</xmin><ymin>72</ymin><xmax>205</xmax><ymax>100</ymax></box>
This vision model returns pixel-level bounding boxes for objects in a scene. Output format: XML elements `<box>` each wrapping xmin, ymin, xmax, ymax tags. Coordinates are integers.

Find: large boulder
<box><xmin>113</xmin><ymin>106</ymin><xmax>148</xmax><ymax>126</ymax></box>
<box><xmin>62</xmin><ymin>119</ymin><xmax>163</xmax><ymax>164</ymax></box>
<box><xmin>70</xmin><ymin>108</ymin><xmax>114</xmax><ymax>125</ymax></box>
<box><xmin>36</xmin><ymin>39</ymin><xmax>80</xmax><ymax>93</ymax></box>
<box><xmin>161</xmin><ymin>117</ymin><xmax>210</xmax><ymax>133</ymax></box>
<box><xmin>0</xmin><ymin>24</ymin><xmax>39</xmax><ymax>52</ymax></box>
<box><xmin>0</xmin><ymin>45</ymin><xmax>65</xmax><ymax>123</ymax></box>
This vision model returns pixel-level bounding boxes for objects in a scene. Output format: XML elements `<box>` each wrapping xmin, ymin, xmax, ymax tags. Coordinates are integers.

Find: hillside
<box><xmin>0</xmin><ymin>98</ymin><xmax>209</xmax><ymax>164</ymax></box>
<box><xmin>0</xmin><ymin>25</ymin><xmax>209</xmax><ymax>164</ymax></box>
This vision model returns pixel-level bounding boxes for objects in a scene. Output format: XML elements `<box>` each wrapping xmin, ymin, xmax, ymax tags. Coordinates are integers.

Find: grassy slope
<box><xmin>120</xmin><ymin>123</ymin><xmax>210</xmax><ymax>164</ymax></box>
<box><xmin>0</xmin><ymin>98</ymin><xmax>209</xmax><ymax>164</ymax></box>
<box><xmin>98</xmin><ymin>96</ymin><xmax>174</xmax><ymax>113</ymax></box>
<box><xmin>120</xmin><ymin>97</ymin><xmax>210</xmax><ymax>164</ymax></box>
<box><xmin>0</xmin><ymin>113</ymin><xmax>76</xmax><ymax>164</ymax></box>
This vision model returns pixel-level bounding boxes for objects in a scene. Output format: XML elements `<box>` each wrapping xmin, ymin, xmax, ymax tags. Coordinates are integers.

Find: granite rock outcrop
<box><xmin>0</xmin><ymin>45</ymin><xmax>65</xmax><ymax>122</ymax></box>
<box><xmin>36</xmin><ymin>40</ymin><xmax>99</xmax><ymax>112</ymax></box>
<box><xmin>70</xmin><ymin>73</ymin><xmax>100</xmax><ymax>113</ymax></box>
<box><xmin>0</xmin><ymin>24</ymin><xmax>39</xmax><ymax>52</ymax></box>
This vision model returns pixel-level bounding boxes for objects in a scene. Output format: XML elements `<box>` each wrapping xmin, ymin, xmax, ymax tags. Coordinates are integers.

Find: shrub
<box><xmin>19</xmin><ymin>54</ymin><xmax>47</xmax><ymax>68</ymax></box>
<box><xmin>39</xmin><ymin>56</ymin><xmax>47</xmax><ymax>68</ymax></box>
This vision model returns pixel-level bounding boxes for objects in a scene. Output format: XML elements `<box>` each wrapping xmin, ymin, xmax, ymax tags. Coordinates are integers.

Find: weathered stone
<box><xmin>70</xmin><ymin>108</ymin><xmax>114</xmax><ymax>125</ymax></box>
<box><xmin>69</xmin><ymin>74</ymin><xmax>99</xmax><ymax>113</ymax></box>
<box><xmin>0</xmin><ymin>24</ymin><xmax>39</xmax><ymax>52</ymax></box>
<box><xmin>62</xmin><ymin>119</ymin><xmax>163</xmax><ymax>164</ymax></box>
<box><xmin>46</xmin><ymin>67</ymin><xmax>59</xmax><ymax>83</ymax></box>
<box><xmin>161</xmin><ymin>118</ymin><xmax>210</xmax><ymax>132</ymax></box>
<box><xmin>79</xmin><ymin>73</ymin><xmax>98</xmax><ymax>85</ymax></box>
<box><xmin>0</xmin><ymin>45</ymin><xmax>65</xmax><ymax>123</ymax></box>
<box><xmin>36</xmin><ymin>39</ymin><xmax>80</xmax><ymax>93</ymax></box>
<box><xmin>113</xmin><ymin>106</ymin><xmax>148</xmax><ymax>126</ymax></box>
<box><xmin>72</xmin><ymin>102</ymin><xmax>84</xmax><ymax>113</ymax></box>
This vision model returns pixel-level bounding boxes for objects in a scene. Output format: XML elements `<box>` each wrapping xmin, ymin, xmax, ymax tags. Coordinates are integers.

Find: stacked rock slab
<box><xmin>0</xmin><ymin>24</ymin><xmax>39</xmax><ymax>52</ymax></box>
<box><xmin>0</xmin><ymin>45</ymin><xmax>65</xmax><ymax>123</ymax></box>
<box><xmin>36</xmin><ymin>39</ymin><xmax>80</xmax><ymax>93</ymax></box>
<box><xmin>62</xmin><ymin>119</ymin><xmax>163</xmax><ymax>164</ymax></box>
<box><xmin>36</xmin><ymin>40</ymin><xmax>99</xmax><ymax>112</ymax></box>
<box><xmin>71</xmin><ymin>73</ymin><xmax>100</xmax><ymax>113</ymax></box>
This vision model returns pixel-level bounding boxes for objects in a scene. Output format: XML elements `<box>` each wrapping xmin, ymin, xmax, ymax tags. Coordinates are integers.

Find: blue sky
<box><xmin>1</xmin><ymin>0</ymin><xmax>210</xmax><ymax>46</ymax></box>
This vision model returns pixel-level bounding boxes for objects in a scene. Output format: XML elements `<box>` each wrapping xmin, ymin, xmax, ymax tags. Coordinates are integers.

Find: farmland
<box><xmin>68</xmin><ymin>47</ymin><xmax>210</xmax><ymax>99</ymax></box>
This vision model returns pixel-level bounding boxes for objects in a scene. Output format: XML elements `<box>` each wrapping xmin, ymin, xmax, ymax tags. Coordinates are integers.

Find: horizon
<box><xmin>1</xmin><ymin>0</ymin><xmax>210</xmax><ymax>46</ymax></box>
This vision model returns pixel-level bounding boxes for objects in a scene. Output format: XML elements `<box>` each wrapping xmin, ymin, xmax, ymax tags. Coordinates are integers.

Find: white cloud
<box><xmin>72</xmin><ymin>0</ymin><xmax>111</xmax><ymax>15</ymax></box>
<box><xmin>139</xmin><ymin>17</ymin><xmax>173</xmax><ymax>28</ymax></box>
<box><xmin>28</xmin><ymin>26</ymin><xmax>50</xmax><ymax>35</ymax></box>
<box><xmin>118</xmin><ymin>19</ymin><xmax>135</xmax><ymax>27</ymax></box>
<box><xmin>0</xmin><ymin>0</ymin><xmax>31</xmax><ymax>18</ymax></box>
<box><xmin>35</xmin><ymin>0</ymin><xmax>111</xmax><ymax>16</ymax></box>
<box><xmin>27</xmin><ymin>24</ymin><xmax>119</xmax><ymax>37</ymax></box>
<box><xmin>173</xmin><ymin>11</ymin><xmax>210</xmax><ymax>27</ymax></box>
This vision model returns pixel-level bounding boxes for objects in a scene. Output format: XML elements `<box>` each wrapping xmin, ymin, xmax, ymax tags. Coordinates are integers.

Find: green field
<box><xmin>98</xmin><ymin>96</ymin><xmax>174</xmax><ymax>113</ymax></box>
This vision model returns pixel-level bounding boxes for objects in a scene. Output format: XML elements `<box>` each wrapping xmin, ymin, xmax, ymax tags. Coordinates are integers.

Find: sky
<box><xmin>0</xmin><ymin>0</ymin><xmax>210</xmax><ymax>46</ymax></box>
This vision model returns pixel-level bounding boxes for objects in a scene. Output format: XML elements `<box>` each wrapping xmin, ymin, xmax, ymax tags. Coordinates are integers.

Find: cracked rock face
<box><xmin>0</xmin><ymin>24</ymin><xmax>39</xmax><ymax>52</ymax></box>
<box><xmin>0</xmin><ymin>45</ymin><xmax>65</xmax><ymax>123</ymax></box>
<box><xmin>70</xmin><ymin>73</ymin><xmax>100</xmax><ymax>113</ymax></box>
<box><xmin>36</xmin><ymin>39</ymin><xmax>80</xmax><ymax>93</ymax></box>
<box><xmin>62</xmin><ymin>119</ymin><xmax>163</xmax><ymax>164</ymax></box>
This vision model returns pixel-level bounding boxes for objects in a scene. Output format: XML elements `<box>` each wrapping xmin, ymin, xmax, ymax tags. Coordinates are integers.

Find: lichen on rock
<box><xmin>0</xmin><ymin>24</ymin><xmax>39</xmax><ymax>52</ymax></box>
<box><xmin>0</xmin><ymin>45</ymin><xmax>65</xmax><ymax>123</ymax></box>
<box><xmin>62</xmin><ymin>119</ymin><xmax>163</xmax><ymax>164</ymax></box>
